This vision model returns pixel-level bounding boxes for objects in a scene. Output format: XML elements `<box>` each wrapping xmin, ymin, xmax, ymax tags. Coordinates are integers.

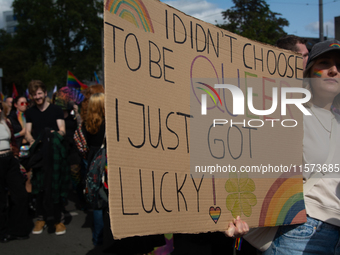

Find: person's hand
<box><xmin>224</xmin><ymin>216</ymin><xmax>249</xmax><ymax>238</ymax></box>
<box><xmin>29</xmin><ymin>139</ymin><xmax>35</xmax><ymax>146</ymax></box>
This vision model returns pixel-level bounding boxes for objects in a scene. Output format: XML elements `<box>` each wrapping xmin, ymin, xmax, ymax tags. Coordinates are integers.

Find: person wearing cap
<box><xmin>252</xmin><ymin>39</ymin><xmax>340</xmax><ymax>254</ymax></box>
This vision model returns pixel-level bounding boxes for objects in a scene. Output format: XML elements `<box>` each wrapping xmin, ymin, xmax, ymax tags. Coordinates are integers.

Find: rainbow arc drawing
<box><xmin>105</xmin><ymin>0</ymin><xmax>154</xmax><ymax>33</ymax></box>
<box><xmin>259</xmin><ymin>172</ymin><xmax>306</xmax><ymax>226</ymax></box>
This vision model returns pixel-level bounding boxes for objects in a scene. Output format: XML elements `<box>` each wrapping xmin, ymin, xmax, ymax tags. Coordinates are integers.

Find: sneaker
<box><xmin>55</xmin><ymin>223</ymin><xmax>66</xmax><ymax>235</ymax></box>
<box><xmin>32</xmin><ymin>220</ymin><xmax>46</xmax><ymax>234</ymax></box>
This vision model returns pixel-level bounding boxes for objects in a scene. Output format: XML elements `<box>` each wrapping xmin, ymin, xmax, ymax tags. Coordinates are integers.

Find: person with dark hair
<box><xmin>276</xmin><ymin>35</ymin><xmax>309</xmax><ymax>70</ymax></box>
<box><xmin>7</xmin><ymin>96</ymin><xmax>28</xmax><ymax>148</ymax></box>
<box><xmin>25</xmin><ymin>80</ymin><xmax>68</xmax><ymax>236</ymax></box>
<box><xmin>0</xmin><ymin>101</ymin><xmax>29</xmax><ymax>243</ymax></box>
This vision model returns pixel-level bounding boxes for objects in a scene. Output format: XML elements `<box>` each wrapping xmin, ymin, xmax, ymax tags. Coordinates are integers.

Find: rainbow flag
<box><xmin>94</xmin><ymin>71</ymin><xmax>100</xmax><ymax>84</ymax></box>
<box><xmin>12</xmin><ymin>83</ymin><xmax>18</xmax><ymax>98</ymax></box>
<box><xmin>67</xmin><ymin>71</ymin><xmax>88</xmax><ymax>90</ymax></box>
<box><xmin>0</xmin><ymin>92</ymin><xmax>4</xmax><ymax>101</ymax></box>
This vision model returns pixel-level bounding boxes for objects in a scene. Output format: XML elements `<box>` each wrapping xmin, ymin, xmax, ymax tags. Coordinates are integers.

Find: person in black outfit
<box><xmin>53</xmin><ymin>91</ymin><xmax>84</xmax><ymax>209</ymax></box>
<box><xmin>7</xmin><ymin>96</ymin><xmax>28</xmax><ymax>148</ymax></box>
<box><xmin>8</xmin><ymin>96</ymin><xmax>34</xmax><ymax>215</ymax></box>
<box><xmin>0</xmin><ymin>101</ymin><xmax>29</xmax><ymax>242</ymax></box>
<box><xmin>25</xmin><ymin>80</ymin><xmax>67</xmax><ymax>236</ymax></box>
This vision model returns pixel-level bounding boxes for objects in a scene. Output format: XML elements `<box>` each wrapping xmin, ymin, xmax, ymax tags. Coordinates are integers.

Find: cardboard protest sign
<box><xmin>104</xmin><ymin>0</ymin><xmax>307</xmax><ymax>239</ymax></box>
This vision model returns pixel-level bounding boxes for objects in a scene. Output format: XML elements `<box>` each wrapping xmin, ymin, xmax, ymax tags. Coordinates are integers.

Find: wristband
<box><xmin>14</xmin><ymin>132</ymin><xmax>21</xmax><ymax>138</ymax></box>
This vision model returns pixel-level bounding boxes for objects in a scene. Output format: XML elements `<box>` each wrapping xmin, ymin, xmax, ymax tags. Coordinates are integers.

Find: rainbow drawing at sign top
<box><xmin>105</xmin><ymin>0</ymin><xmax>154</xmax><ymax>33</ymax></box>
<box><xmin>258</xmin><ymin>172</ymin><xmax>306</xmax><ymax>227</ymax></box>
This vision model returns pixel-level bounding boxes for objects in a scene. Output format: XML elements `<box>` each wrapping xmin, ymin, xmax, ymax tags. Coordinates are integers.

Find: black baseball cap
<box><xmin>305</xmin><ymin>39</ymin><xmax>340</xmax><ymax>74</ymax></box>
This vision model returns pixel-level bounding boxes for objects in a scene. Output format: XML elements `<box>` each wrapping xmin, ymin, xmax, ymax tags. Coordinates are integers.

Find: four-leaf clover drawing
<box><xmin>225</xmin><ymin>172</ymin><xmax>257</xmax><ymax>218</ymax></box>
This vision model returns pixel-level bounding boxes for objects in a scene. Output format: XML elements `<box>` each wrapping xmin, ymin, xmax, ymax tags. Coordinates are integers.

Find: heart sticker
<box><xmin>209</xmin><ymin>206</ymin><xmax>221</xmax><ymax>224</ymax></box>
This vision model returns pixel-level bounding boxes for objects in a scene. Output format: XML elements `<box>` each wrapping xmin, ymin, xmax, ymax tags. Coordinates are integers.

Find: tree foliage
<box><xmin>0</xmin><ymin>0</ymin><xmax>103</xmax><ymax>95</ymax></box>
<box><xmin>0</xmin><ymin>29</ymin><xmax>32</xmax><ymax>95</ymax></box>
<box><xmin>217</xmin><ymin>0</ymin><xmax>289</xmax><ymax>45</ymax></box>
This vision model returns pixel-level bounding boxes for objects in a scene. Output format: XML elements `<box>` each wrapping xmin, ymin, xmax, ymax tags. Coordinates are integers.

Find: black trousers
<box><xmin>35</xmin><ymin>192</ymin><xmax>63</xmax><ymax>224</ymax></box>
<box><xmin>0</xmin><ymin>152</ymin><xmax>28</xmax><ymax>237</ymax></box>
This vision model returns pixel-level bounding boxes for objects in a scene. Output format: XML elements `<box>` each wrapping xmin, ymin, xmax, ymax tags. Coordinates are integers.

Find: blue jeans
<box><xmin>263</xmin><ymin>216</ymin><xmax>340</xmax><ymax>255</ymax></box>
<box><xmin>92</xmin><ymin>209</ymin><xmax>103</xmax><ymax>246</ymax></box>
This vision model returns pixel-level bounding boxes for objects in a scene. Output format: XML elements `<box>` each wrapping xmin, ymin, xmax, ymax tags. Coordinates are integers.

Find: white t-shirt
<box><xmin>0</xmin><ymin>122</ymin><xmax>11</xmax><ymax>151</ymax></box>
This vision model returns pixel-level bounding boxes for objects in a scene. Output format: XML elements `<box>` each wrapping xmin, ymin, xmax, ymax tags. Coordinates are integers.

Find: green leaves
<box><xmin>0</xmin><ymin>0</ymin><xmax>104</xmax><ymax>93</ymax></box>
<box><xmin>225</xmin><ymin>172</ymin><xmax>257</xmax><ymax>218</ymax></box>
<box><xmin>217</xmin><ymin>0</ymin><xmax>288</xmax><ymax>45</ymax></box>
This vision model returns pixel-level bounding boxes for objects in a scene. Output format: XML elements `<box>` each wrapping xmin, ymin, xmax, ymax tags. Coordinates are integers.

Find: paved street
<box><xmin>0</xmin><ymin>194</ymin><xmax>96</xmax><ymax>255</ymax></box>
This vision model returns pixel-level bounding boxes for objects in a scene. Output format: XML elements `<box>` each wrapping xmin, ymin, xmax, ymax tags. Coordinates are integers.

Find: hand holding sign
<box><xmin>224</xmin><ymin>216</ymin><xmax>249</xmax><ymax>238</ymax></box>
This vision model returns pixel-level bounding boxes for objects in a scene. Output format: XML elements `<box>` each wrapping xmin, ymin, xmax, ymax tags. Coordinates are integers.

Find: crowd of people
<box><xmin>0</xmin><ymin>81</ymin><xmax>107</xmax><ymax>243</ymax></box>
<box><xmin>0</xmin><ymin>37</ymin><xmax>340</xmax><ymax>255</ymax></box>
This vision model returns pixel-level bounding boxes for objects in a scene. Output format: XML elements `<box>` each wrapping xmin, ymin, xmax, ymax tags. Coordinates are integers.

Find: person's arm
<box><xmin>15</xmin><ymin>127</ymin><xmax>26</xmax><ymax>138</ymax></box>
<box><xmin>25</xmin><ymin>122</ymin><xmax>35</xmax><ymax>146</ymax></box>
<box><xmin>224</xmin><ymin>216</ymin><xmax>249</xmax><ymax>238</ymax></box>
<box><xmin>73</xmin><ymin>104</ymin><xmax>82</xmax><ymax>125</ymax></box>
<box><xmin>7</xmin><ymin>120</ymin><xmax>19</xmax><ymax>157</ymax></box>
<box><xmin>56</xmin><ymin>119</ymin><xmax>66</xmax><ymax>136</ymax></box>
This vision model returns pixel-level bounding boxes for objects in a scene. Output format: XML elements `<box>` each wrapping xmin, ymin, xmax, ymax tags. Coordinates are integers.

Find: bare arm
<box><xmin>56</xmin><ymin>119</ymin><xmax>66</xmax><ymax>136</ymax></box>
<box><xmin>25</xmin><ymin>122</ymin><xmax>35</xmax><ymax>145</ymax></box>
<box><xmin>17</xmin><ymin>127</ymin><xmax>26</xmax><ymax>137</ymax></box>
<box><xmin>73</xmin><ymin>104</ymin><xmax>82</xmax><ymax>125</ymax></box>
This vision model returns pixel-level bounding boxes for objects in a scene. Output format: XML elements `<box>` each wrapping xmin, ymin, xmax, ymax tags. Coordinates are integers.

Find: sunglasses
<box><xmin>20</xmin><ymin>102</ymin><xmax>28</xmax><ymax>106</ymax></box>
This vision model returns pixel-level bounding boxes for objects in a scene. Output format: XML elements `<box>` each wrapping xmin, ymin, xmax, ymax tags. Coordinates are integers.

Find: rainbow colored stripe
<box><xmin>234</xmin><ymin>237</ymin><xmax>242</xmax><ymax>251</ymax></box>
<box><xmin>313</xmin><ymin>68</ymin><xmax>322</xmax><ymax>77</ymax></box>
<box><xmin>67</xmin><ymin>71</ymin><xmax>88</xmax><ymax>90</ymax></box>
<box><xmin>104</xmin><ymin>154</ymin><xmax>108</xmax><ymax>189</ymax></box>
<box><xmin>329</xmin><ymin>43</ymin><xmax>340</xmax><ymax>48</ymax></box>
<box><xmin>105</xmin><ymin>0</ymin><xmax>154</xmax><ymax>33</ymax></box>
<box><xmin>17</xmin><ymin>111</ymin><xmax>26</xmax><ymax>128</ymax></box>
<box><xmin>259</xmin><ymin>172</ymin><xmax>306</xmax><ymax>227</ymax></box>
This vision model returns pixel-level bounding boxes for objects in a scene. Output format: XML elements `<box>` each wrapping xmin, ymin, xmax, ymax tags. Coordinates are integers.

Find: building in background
<box><xmin>3</xmin><ymin>10</ymin><xmax>18</xmax><ymax>36</ymax></box>
<box><xmin>335</xmin><ymin>16</ymin><xmax>340</xmax><ymax>41</ymax></box>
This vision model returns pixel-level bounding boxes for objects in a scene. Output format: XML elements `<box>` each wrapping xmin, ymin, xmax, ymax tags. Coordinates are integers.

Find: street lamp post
<box><xmin>319</xmin><ymin>0</ymin><xmax>324</xmax><ymax>41</ymax></box>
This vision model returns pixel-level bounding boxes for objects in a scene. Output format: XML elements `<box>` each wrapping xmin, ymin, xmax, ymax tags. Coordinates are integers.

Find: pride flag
<box><xmin>0</xmin><ymin>92</ymin><xmax>4</xmax><ymax>101</ymax></box>
<box><xmin>94</xmin><ymin>71</ymin><xmax>100</xmax><ymax>84</ymax></box>
<box><xmin>67</xmin><ymin>71</ymin><xmax>88</xmax><ymax>90</ymax></box>
<box><xmin>12</xmin><ymin>83</ymin><xmax>18</xmax><ymax>98</ymax></box>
